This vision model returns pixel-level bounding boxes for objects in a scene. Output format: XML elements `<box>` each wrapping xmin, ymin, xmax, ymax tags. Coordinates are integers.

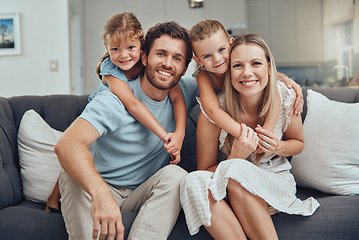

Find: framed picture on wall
<box><xmin>0</xmin><ymin>12</ymin><xmax>21</xmax><ymax>55</ymax></box>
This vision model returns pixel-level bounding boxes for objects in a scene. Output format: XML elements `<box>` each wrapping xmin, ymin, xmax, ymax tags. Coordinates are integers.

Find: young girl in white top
<box><xmin>189</xmin><ymin>20</ymin><xmax>302</xmax><ymax>162</ymax></box>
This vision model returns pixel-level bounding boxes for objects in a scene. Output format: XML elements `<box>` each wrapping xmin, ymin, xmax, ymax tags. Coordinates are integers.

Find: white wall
<box><xmin>83</xmin><ymin>0</ymin><xmax>125</xmax><ymax>94</ymax></box>
<box><xmin>0</xmin><ymin>0</ymin><xmax>247</xmax><ymax>97</ymax></box>
<box><xmin>69</xmin><ymin>0</ymin><xmax>85</xmax><ymax>95</ymax></box>
<box><xmin>0</xmin><ymin>0</ymin><xmax>71</xmax><ymax>97</ymax></box>
<box><xmin>83</xmin><ymin>0</ymin><xmax>247</xmax><ymax>94</ymax></box>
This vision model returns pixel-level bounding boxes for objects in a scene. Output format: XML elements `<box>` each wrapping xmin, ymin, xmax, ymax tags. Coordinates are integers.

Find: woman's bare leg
<box><xmin>205</xmin><ymin>191</ymin><xmax>247</xmax><ymax>240</ymax></box>
<box><xmin>227</xmin><ymin>179</ymin><xmax>278</xmax><ymax>240</ymax></box>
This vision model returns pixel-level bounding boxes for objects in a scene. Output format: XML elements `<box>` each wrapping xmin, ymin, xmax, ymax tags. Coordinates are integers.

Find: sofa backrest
<box><xmin>301</xmin><ymin>87</ymin><xmax>359</xmax><ymax>120</ymax></box>
<box><xmin>1</xmin><ymin>87</ymin><xmax>358</xmax><ymax>209</ymax></box>
<box><xmin>8</xmin><ymin>95</ymin><xmax>89</xmax><ymax>132</ymax></box>
<box><xmin>0</xmin><ymin>97</ymin><xmax>22</xmax><ymax>209</ymax></box>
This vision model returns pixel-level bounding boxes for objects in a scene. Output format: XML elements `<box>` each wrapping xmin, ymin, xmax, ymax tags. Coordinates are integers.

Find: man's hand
<box><xmin>91</xmin><ymin>188</ymin><xmax>124</xmax><ymax>240</ymax></box>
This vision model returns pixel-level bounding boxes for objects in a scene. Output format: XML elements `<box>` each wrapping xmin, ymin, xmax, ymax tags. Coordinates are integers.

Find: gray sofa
<box><xmin>1</xmin><ymin>87</ymin><xmax>358</xmax><ymax>240</ymax></box>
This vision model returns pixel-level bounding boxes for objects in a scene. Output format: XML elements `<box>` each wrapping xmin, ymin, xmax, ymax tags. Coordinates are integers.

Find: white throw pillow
<box><xmin>291</xmin><ymin>90</ymin><xmax>359</xmax><ymax>195</ymax></box>
<box><xmin>18</xmin><ymin>109</ymin><xmax>63</xmax><ymax>203</ymax></box>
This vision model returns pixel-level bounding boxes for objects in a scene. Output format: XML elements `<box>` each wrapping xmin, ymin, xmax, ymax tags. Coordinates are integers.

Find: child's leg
<box><xmin>45</xmin><ymin>178</ymin><xmax>61</xmax><ymax>212</ymax></box>
<box><xmin>196</xmin><ymin>112</ymin><xmax>221</xmax><ymax>170</ymax></box>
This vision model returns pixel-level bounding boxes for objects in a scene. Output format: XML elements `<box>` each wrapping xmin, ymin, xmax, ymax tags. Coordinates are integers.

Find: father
<box><xmin>55</xmin><ymin>22</ymin><xmax>198</xmax><ymax>240</ymax></box>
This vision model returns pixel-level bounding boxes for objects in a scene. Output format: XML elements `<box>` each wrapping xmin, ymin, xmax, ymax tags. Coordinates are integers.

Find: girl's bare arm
<box><xmin>197</xmin><ymin>71</ymin><xmax>242</xmax><ymax>139</ymax></box>
<box><xmin>167</xmin><ymin>84</ymin><xmax>187</xmax><ymax>147</ymax></box>
<box><xmin>106</xmin><ymin>75</ymin><xmax>167</xmax><ymax>141</ymax></box>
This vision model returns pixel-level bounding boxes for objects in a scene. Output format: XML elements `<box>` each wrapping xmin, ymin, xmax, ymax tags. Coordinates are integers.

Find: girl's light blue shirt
<box><xmin>88</xmin><ymin>57</ymin><xmax>130</xmax><ymax>102</ymax></box>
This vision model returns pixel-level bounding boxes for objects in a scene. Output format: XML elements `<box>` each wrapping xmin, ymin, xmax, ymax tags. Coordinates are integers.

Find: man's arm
<box><xmin>55</xmin><ymin>118</ymin><xmax>124</xmax><ymax>240</ymax></box>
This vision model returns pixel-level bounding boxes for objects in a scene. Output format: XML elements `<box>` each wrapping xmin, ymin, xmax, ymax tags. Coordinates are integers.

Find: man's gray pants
<box><xmin>59</xmin><ymin>165</ymin><xmax>187</xmax><ymax>240</ymax></box>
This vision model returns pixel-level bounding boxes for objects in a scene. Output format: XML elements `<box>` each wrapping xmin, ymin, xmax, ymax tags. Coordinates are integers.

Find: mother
<box><xmin>180</xmin><ymin>34</ymin><xmax>319</xmax><ymax>240</ymax></box>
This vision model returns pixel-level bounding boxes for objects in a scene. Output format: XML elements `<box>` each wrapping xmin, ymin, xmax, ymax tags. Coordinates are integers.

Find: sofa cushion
<box><xmin>0</xmin><ymin>200</ymin><xmax>139</xmax><ymax>240</ymax></box>
<box><xmin>179</xmin><ymin>105</ymin><xmax>200</xmax><ymax>172</ymax></box>
<box><xmin>301</xmin><ymin>87</ymin><xmax>359</xmax><ymax>120</ymax></box>
<box><xmin>291</xmin><ymin>90</ymin><xmax>359</xmax><ymax>195</ymax></box>
<box><xmin>18</xmin><ymin>110</ymin><xmax>63</xmax><ymax>203</ymax></box>
<box><xmin>272</xmin><ymin>191</ymin><xmax>359</xmax><ymax>240</ymax></box>
<box><xmin>0</xmin><ymin>203</ymin><xmax>68</xmax><ymax>240</ymax></box>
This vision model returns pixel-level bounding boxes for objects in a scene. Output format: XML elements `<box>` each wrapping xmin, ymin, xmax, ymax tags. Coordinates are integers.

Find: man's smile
<box><xmin>158</xmin><ymin>70</ymin><xmax>173</xmax><ymax>77</ymax></box>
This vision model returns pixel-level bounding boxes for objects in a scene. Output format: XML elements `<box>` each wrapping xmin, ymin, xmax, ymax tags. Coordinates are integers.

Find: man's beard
<box><xmin>145</xmin><ymin>64</ymin><xmax>182</xmax><ymax>90</ymax></box>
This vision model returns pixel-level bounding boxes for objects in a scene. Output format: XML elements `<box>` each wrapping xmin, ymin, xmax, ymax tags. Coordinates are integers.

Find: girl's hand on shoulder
<box><xmin>228</xmin><ymin>124</ymin><xmax>259</xmax><ymax>160</ymax></box>
<box><xmin>277</xmin><ymin>72</ymin><xmax>304</xmax><ymax>115</ymax></box>
<box><xmin>255</xmin><ymin>125</ymin><xmax>280</xmax><ymax>154</ymax></box>
<box><xmin>290</xmin><ymin>82</ymin><xmax>304</xmax><ymax>115</ymax></box>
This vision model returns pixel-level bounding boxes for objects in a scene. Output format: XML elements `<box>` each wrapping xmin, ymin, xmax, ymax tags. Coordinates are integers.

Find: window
<box><xmin>341</xmin><ymin>20</ymin><xmax>354</xmax><ymax>77</ymax></box>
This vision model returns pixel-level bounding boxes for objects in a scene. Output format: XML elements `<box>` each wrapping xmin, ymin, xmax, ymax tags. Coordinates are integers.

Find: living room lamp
<box><xmin>188</xmin><ymin>0</ymin><xmax>204</xmax><ymax>8</ymax></box>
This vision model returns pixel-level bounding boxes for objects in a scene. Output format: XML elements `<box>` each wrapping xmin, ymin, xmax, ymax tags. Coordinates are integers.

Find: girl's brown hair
<box><xmin>189</xmin><ymin>19</ymin><xmax>230</xmax><ymax>49</ymax></box>
<box><xmin>223</xmin><ymin>34</ymin><xmax>278</xmax><ymax>165</ymax></box>
<box><xmin>96</xmin><ymin>12</ymin><xmax>144</xmax><ymax>78</ymax></box>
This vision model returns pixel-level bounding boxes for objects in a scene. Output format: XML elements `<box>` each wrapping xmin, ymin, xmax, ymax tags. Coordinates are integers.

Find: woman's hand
<box><xmin>228</xmin><ymin>124</ymin><xmax>259</xmax><ymax>160</ymax></box>
<box><xmin>255</xmin><ymin>125</ymin><xmax>280</xmax><ymax>154</ymax></box>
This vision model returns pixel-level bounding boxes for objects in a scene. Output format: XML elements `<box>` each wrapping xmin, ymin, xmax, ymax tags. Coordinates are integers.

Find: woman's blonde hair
<box><xmin>223</xmin><ymin>34</ymin><xmax>278</xmax><ymax>164</ymax></box>
<box><xmin>96</xmin><ymin>12</ymin><xmax>144</xmax><ymax>78</ymax></box>
<box><xmin>189</xmin><ymin>19</ymin><xmax>230</xmax><ymax>49</ymax></box>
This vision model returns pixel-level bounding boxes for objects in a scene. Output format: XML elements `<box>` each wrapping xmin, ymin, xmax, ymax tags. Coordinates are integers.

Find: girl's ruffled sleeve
<box><xmin>277</xmin><ymin>81</ymin><xmax>295</xmax><ymax>132</ymax></box>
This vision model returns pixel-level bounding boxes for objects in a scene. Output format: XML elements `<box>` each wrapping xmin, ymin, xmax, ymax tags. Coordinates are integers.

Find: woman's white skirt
<box><xmin>180</xmin><ymin>159</ymin><xmax>320</xmax><ymax>235</ymax></box>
